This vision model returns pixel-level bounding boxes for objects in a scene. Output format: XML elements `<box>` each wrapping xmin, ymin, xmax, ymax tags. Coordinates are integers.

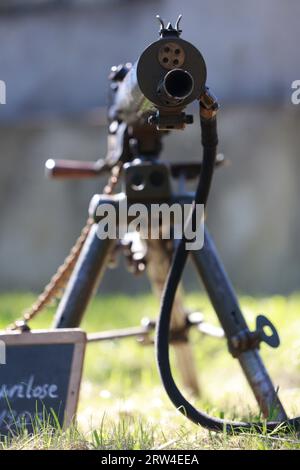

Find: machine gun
<box><xmin>40</xmin><ymin>15</ymin><xmax>300</xmax><ymax>433</ymax></box>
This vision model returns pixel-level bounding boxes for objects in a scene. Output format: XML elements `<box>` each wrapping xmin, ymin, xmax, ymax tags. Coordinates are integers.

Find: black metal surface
<box><xmin>137</xmin><ymin>37</ymin><xmax>206</xmax><ymax>108</ymax></box>
<box><xmin>191</xmin><ymin>228</ymin><xmax>248</xmax><ymax>338</ymax></box>
<box><xmin>53</xmin><ymin>225</ymin><xmax>115</xmax><ymax>328</ymax></box>
<box><xmin>191</xmin><ymin>227</ymin><xmax>287</xmax><ymax>419</ymax></box>
<box><xmin>256</xmin><ymin>315</ymin><xmax>280</xmax><ymax>349</ymax></box>
<box><xmin>124</xmin><ymin>160</ymin><xmax>172</xmax><ymax>202</ymax></box>
<box><xmin>109</xmin><ymin>35</ymin><xmax>206</xmax><ymax>126</ymax></box>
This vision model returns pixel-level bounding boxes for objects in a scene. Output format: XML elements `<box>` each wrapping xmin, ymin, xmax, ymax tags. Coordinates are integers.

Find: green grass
<box><xmin>1</xmin><ymin>291</ymin><xmax>300</xmax><ymax>449</ymax></box>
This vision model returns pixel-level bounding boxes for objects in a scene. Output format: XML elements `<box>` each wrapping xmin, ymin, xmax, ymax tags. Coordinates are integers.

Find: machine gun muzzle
<box><xmin>109</xmin><ymin>16</ymin><xmax>207</xmax><ymax>130</ymax></box>
<box><xmin>157</xmin><ymin>68</ymin><xmax>194</xmax><ymax>103</ymax></box>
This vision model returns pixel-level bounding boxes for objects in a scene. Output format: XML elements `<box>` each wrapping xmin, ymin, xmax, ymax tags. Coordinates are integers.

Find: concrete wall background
<box><xmin>0</xmin><ymin>1</ymin><xmax>299</xmax><ymax>294</ymax></box>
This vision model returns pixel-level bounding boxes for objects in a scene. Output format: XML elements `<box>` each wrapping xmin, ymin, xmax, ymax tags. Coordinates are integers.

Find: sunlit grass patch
<box><xmin>1</xmin><ymin>292</ymin><xmax>300</xmax><ymax>449</ymax></box>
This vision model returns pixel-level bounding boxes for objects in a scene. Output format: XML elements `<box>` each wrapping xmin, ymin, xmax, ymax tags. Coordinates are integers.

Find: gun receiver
<box><xmin>46</xmin><ymin>15</ymin><xmax>211</xmax><ymax>177</ymax></box>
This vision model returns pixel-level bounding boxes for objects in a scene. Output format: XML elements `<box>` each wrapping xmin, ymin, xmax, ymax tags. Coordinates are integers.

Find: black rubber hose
<box><xmin>156</xmin><ymin>112</ymin><xmax>300</xmax><ymax>433</ymax></box>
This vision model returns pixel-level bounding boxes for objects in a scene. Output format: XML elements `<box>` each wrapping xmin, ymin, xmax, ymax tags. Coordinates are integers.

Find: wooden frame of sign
<box><xmin>0</xmin><ymin>328</ymin><xmax>86</xmax><ymax>435</ymax></box>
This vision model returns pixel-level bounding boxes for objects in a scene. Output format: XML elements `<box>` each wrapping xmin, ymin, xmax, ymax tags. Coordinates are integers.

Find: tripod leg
<box><xmin>53</xmin><ymin>224</ymin><xmax>115</xmax><ymax>328</ymax></box>
<box><xmin>147</xmin><ymin>239</ymin><xmax>200</xmax><ymax>395</ymax></box>
<box><xmin>191</xmin><ymin>226</ymin><xmax>287</xmax><ymax>419</ymax></box>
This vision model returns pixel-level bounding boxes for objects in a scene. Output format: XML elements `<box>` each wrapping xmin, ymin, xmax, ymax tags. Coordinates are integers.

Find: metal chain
<box><xmin>103</xmin><ymin>162</ymin><xmax>122</xmax><ymax>195</ymax></box>
<box><xmin>8</xmin><ymin>162</ymin><xmax>123</xmax><ymax>330</ymax></box>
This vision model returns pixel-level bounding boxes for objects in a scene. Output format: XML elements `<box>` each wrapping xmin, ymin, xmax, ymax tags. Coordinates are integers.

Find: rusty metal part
<box><xmin>158</xmin><ymin>42</ymin><xmax>185</xmax><ymax>70</ymax></box>
<box><xmin>229</xmin><ymin>315</ymin><xmax>280</xmax><ymax>357</ymax></box>
<box><xmin>87</xmin><ymin>325</ymin><xmax>151</xmax><ymax>343</ymax></box>
<box><xmin>86</xmin><ymin>311</ymin><xmax>223</xmax><ymax>344</ymax></box>
<box><xmin>45</xmin><ymin>158</ymin><xmax>108</xmax><ymax>179</ymax></box>
<box><xmin>103</xmin><ymin>162</ymin><xmax>122</xmax><ymax>195</ymax></box>
<box><xmin>199</xmin><ymin>87</ymin><xmax>219</xmax><ymax>119</ymax></box>
<box><xmin>86</xmin><ymin>324</ymin><xmax>187</xmax><ymax>345</ymax></box>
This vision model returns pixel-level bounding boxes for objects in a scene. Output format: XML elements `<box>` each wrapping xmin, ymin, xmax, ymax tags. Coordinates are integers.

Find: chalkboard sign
<box><xmin>0</xmin><ymin>329</ymin><xmax>86</xmax><ymax>437</ymax></box>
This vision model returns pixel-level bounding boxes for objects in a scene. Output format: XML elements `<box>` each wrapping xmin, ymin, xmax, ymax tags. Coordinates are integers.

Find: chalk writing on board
<box><xmin>0</xmin><ymin>375</ymin><xmax>58</xmax><ymax>400</ymax></box>
<box><xmin>0</xmin><ymin>330</ymin><xmax>86</xmax><ymax>436</ymax></box>
<box><xmin>0</xmin><ymin>375</ymin><xmax>61</xmax><ymax>431</ymax></box>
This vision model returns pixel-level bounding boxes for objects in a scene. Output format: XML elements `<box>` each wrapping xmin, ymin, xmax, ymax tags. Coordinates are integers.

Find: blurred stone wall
<box><xmin>0</xmin><ymin>1</ymin><xmax>299</xmax><ymax>294</ymax></box>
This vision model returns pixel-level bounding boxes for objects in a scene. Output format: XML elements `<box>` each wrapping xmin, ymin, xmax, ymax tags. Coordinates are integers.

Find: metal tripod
<box><xmin>52</xmin><ymin>153</ymin><xmax>287</xmax><ymax>420</ymax></box>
